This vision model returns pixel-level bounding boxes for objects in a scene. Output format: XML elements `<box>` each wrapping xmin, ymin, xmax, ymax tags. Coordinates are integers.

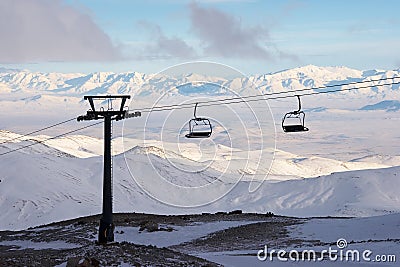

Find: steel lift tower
<box><xmin>78</xmin><ymin>95</ymin><xmax>140</xmax><ymax>244</ymax></box>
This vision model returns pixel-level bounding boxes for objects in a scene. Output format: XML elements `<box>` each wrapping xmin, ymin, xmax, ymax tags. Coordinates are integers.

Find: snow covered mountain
<box><xmin>360</xmin><ymin>100</ymin><xmax>400</xmax><ymax>111</ymax></box>
<box><xmin>1</xmin><ymin>65</ymin><xmax>399</xmax><ymax>100</ymax></box>
<box><xmin>0</xmin><ymin>131</ymin><xmax>399</xmax><ymax>230</ymax></box>
<box><xmin>0</xmin><ymin>64</ymin><xmax>398</xmax><ymax>134</ymax></box>
<box><xmin>0</xmin><ymin>65</ymin><xmax>399</xmax><ymax>231</ymax></box>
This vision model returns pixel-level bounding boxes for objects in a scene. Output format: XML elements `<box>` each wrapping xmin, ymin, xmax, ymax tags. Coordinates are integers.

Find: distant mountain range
<box><xmin>1</xmin><ymin>65</ymin><xmax>399</xmax><ymax>100</ymax></box>
<box><xmin>360</xmin><ymin>100</ymin><xmax>400</xmax><ymax>111</ymax></box>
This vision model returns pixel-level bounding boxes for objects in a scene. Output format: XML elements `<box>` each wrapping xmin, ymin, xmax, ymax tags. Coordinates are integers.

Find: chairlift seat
<box><xmin>282</xmin><ymin>125</ymin><xmax>309</xmax><ymax>132</ymax></box>
<box><xmin>185</xmin><ymin>131</ymin><xmax>212</xmax><ymax>138</ymax></box>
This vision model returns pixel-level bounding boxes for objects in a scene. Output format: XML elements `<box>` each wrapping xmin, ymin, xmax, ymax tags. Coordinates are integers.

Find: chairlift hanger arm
<box><xmin>297</xmin><ymin>95</ymin><xmax>301</xmax><ymax>112</ymax></box>
<box><xmin>194</xmin><ymin>103</ymin><xmax>198</xmax><ymax>119</ymax></box>
<box><xmin>295</xmin><ymin>95</ymin><xmax>301</xmax><ymax>113</ymax></box>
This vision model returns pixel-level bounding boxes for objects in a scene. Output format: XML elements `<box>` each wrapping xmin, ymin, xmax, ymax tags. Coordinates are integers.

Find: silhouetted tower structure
<box><xmin>78</xmin><ymin>95</ymin><xmax>140</xmax><ymax>244</ymax></box>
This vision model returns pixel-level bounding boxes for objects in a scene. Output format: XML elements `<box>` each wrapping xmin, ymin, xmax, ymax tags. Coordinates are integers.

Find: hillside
<box><xmin>0</xmin><ymin>131</ymin><xmax>399</xmax><ymax>230</ymax></box>
<box><xmin>0</xmin><ymin>65</ymin><xmax>399</xmax><ymax>231</ymax></box>
<box><xmin>1</xmin><ymin>212</ymin><xmax>398</xmax><ymax>266</ymax></box>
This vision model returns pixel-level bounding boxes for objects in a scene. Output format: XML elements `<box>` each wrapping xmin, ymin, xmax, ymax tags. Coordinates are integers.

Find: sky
<box><xmin>1</xmin><ymin>0</ymin><xmax>400</xmax><ymax>75</ymax></box>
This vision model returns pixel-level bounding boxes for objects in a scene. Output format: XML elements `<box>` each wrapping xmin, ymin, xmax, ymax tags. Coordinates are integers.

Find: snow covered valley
<box><xmin>0</xmin><ymin>65</ymin><xmax>399</xmax><ymax>266</ymax></box>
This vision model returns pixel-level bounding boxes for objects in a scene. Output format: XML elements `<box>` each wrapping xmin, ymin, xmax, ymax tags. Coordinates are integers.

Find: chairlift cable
<box><xmin>139</xmin><ymin>76</ymin><xmax>400</xmax><ymax>112</ymax></box>
<box><xmin>3</xmin><ymin>76</ymin><xmax>398</xmax><ymax>141</ymax></box>
<box><xmin>0</xmin><ymin>117</ymin><xmax>77</xmax><ymax>143</ymax></box>
<box><xmin>0</xmin><ymin>121</ymin><xmax>103</xmax><ymax>156</ymax></box>
<box><xmin>140</xmin><ymin>79</ymin><xmax>400</xmax><ymax>112</ymax></box>
<box><xmin>1</xmin><ymin>76</ymin><xmax>399</xmax><ymax>155</ymax></box>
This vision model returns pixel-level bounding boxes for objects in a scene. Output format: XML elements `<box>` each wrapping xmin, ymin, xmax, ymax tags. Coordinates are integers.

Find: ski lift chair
<box><xmin>282</xmin><ymin>95</ymin><xmax>309</xmax><ymax>132</ymax></box>
<box><xmin>185</xmin><ymin>103</ymin><xmax>212</xmax><ymax>138</ymax></box>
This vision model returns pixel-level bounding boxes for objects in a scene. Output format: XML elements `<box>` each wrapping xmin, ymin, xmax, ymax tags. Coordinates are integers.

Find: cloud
<box><xmin>0</xmin><ymin>0</ymin><xmax>121</xmax><ymax>63</ymax></box>
<box><xmin>137</xmin><ymin>21</ymin><xmax>197</xmax><ymax>59</ymax></box>
<box><xmin>132</xmin><ymin>2</ymin><xmax>298</xmax><ymax>62</ymax></box>
<box><xmin>188</xmin><ymin>1</ymin><xmax>273</xmax><ymax>60</ymax></box>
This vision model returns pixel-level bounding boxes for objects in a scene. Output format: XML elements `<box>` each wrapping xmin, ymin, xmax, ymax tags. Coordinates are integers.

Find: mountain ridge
<box><xmin>1</xmin><ymin>130</ymin><xmax>400</xmax><ymax>230</ymax></box>
<box><xmin>1</xmin><ymin>65</ymin><xmax>399</xmax><ymax>99</ymax></box>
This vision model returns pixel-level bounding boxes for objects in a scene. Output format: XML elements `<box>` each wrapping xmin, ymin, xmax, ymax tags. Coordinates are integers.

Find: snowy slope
<box><xmin>0</xmin><ymin>65</ymin><xmax>399</xmax><ymax>230</ymax></box>
<box><xmin>0</xmin><ymin>131</ymin><xmax>396</xmax><ymax>180</ymax></box>
<box><xmin>0</xmin><ymin>134</ymin><xmax>399</xmax><ymax>230</ymax></box>
<box><xmin>199</xmin><ymin>213</ymin><xmax>400</xmax><ymax>267</ymax></box>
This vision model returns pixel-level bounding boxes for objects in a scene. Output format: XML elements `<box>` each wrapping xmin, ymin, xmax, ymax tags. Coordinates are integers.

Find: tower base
<box><xmin>98</xmin><ymin>218</ymin><xmax>114</xmax><ymax>244</ymax></box>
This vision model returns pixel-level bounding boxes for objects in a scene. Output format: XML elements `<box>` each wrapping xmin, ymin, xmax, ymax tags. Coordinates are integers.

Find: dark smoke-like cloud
<box><xmin>188</xmin><ymin>2</ymin><xmax>273</xmax><ymax>60</ymax></box>
<box><xmin>0</xmin><ymin>0</ymin><xmax>121</xmax><ymax>63</ymax></box>
<box><xmin>137</xmin><ymin>21</ymin><xmax>197</xmax><ymax>59</ymax></box>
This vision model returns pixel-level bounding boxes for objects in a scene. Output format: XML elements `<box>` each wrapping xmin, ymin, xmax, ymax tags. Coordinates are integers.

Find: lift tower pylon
<box><xmin>77</xmin><ymin>95</ymin><xmax>141</xmax><ymax>244</ymax></box>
